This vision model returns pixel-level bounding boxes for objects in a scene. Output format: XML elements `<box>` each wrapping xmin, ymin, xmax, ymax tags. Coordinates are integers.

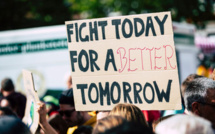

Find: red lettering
<box><xmin>146</xmin><ymin>47</ymin><xmax>154</xmax><ymax>70</ymax></box>
<box><xmin>117</xmin><ymin>47</ymin><xmax>127</xmax><ymax>73</ymax></box>
<box><xmin>116</xmin><ymin>45</ymin><xmax>176</xmax><ymax>72</ymax></box>
<box><xmin>128</xmin><ymin>48</ymin><xmax>137</xmax><ymax>72</ymax></box>
<box><xmin>163</xmin><ymin>45</ymin><xmax>176</xmax><ymax>69</ymax></box>
<box><xmin>154</xmin><ymin>47</ymin><xmax>162</xmax><ymax>70</ymax></box>
<box><xmin>137</xmin><ymin>47</ymin><xmax>146</xmax><ymax>70</ymax></box>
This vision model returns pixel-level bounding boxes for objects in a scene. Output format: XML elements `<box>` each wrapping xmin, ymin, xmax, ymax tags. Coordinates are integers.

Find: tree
<box><xmin>0</xmin><ymin>0</ymin><xmax>71</xmax><ymax>30</ymax></box>
<box><xmin>0</xmin><ymin>0</ymin><xmax>214</xmax><ymax>31</ymax></box>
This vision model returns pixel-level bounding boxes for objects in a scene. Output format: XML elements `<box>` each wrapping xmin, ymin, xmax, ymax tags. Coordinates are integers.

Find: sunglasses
<box><xmin>58</xmin><ymin>109</ymin><xmax>75</xmax><ymax>117</ymax></box>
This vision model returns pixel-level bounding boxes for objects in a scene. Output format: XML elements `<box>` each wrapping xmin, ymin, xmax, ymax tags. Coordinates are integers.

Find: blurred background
<box><xmin>0</xmin><ymin>0</ymin><xmax>215</xmax><ymax>98</ymax></box>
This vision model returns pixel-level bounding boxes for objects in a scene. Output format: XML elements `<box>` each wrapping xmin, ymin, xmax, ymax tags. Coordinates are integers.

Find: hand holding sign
<box><xmin>37</xmin><ymin>102</ymin><xmax>58</xmax><ymax>134</ymax></box>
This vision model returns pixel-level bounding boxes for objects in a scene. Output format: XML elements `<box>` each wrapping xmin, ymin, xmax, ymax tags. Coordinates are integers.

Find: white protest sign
<box><xmin>22</xmin><ymin>70</ymin><xmax>40</xmax><ymax>134</ymax></box>
<box><xmin>65</xmin><ymin>12</ymin><xmax>182</xmax><ymax>111</ymax></box>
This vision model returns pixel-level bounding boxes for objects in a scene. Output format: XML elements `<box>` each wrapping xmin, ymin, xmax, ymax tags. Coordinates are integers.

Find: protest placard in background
<box><xmin>22</xmin><ymin>70</ymin><xmax>40</xmax><ymax>134</ymax></box>
<box><xmin>65</xmin><ymin>11</ymin><xmax>182</xmax><ymax>111</ymax></box>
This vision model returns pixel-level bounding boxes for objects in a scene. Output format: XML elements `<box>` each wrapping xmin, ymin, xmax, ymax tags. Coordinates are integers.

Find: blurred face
<box><xmin>0</xmin><ymin>110</ymin><xmax>4</xmax><ymax>116</ymax></box>
<box><xmin>198</xmin><ymin>89</ymin><xmax>215</xmax><ymax>129</ymax></box>
<box><xmin>67</xmin><ymin>76</ymin><xmax>72</xmax><ymax>89</ymax></box>
<box><xmin>0</xmin><ymin>99</ymin><xmax>10</xmax><ymax>107</ymax></box>
<box><xmin>59</xmin><ymin>104</ymin><xmax>84</xmax><ymax>127</ymax></box>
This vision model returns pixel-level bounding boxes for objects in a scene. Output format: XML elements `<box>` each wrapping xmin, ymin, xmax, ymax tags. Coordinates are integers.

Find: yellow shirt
<box><xmin>67</xmin><ymin>115</ymin><xmax>97</xmax><ymax>134</ymax></box>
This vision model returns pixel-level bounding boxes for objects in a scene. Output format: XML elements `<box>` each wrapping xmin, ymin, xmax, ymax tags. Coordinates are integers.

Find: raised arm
<box><xmin>37</xmin><ymin>102</ymin><xmax>58</xmax><ymax>134</ymax></box>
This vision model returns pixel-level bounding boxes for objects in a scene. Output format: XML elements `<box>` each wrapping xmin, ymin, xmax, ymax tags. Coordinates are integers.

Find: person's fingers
<box><xmin>37</xmin><ymin>102</ymin><xmax>46</xmax><ymax>114</ymax></box>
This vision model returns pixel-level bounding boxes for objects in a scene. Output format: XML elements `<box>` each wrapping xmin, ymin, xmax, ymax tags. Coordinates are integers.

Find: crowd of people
<box><xmin>0</xmin><ymin>74</ymin><xmax>215</xmax><ymax>134</ymax></box>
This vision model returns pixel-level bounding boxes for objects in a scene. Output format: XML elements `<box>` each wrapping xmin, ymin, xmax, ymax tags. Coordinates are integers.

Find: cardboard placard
<box><xmin>22</xmin><ymin>70</ymin><xmax>40</xmax><ymax>134</ymax></box>
<box><xmin>65</xmin><ymin>12</ymin><xmax>182</xmax><ymax>111</ymax></box>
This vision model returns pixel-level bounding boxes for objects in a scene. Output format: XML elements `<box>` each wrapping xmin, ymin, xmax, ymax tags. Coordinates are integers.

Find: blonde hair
<box><xmin>109</xmin><ymin>103</ymin><xmax>148</xmax><ymax>127</ymax></box>
<box><xmin>92</xmin><ymin>115</ymin><xmax>126</xmax><ymax>134</ymax></box>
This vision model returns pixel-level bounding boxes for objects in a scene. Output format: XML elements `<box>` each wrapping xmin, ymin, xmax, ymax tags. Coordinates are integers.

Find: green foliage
<box><xmin>0</xmin><ymin>0</ymin><xmax>71</xmax><ymax>30</ymax></box>
<box><xmin>0</xmin><ymin>0</ymin><xmax>214</xmax><ymax>30</ymax></box>
<box><xmin>175</xmin><ymin>0</ymin><xmax>215</xmax><ymax>23</ymax></box>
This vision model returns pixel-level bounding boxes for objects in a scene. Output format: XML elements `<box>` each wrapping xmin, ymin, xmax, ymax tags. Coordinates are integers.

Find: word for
<box><xmin>76</xmin><ymin>80</ymin><xmax>172</xmax><ymax>105</ymax></box>
<box><xmin>70</xmin><ymin>49</ymin><xmax>117</xmax><ymax>72</ymax></box>
<box><xmin>67</xmin><ymin>14</ymin><xmax>168</xmax><ymax>42</ymax></box>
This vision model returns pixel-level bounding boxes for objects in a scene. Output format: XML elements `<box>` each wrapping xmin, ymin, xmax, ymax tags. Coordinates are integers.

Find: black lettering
<box><xmin>98</xmin><ymin>21</ymin><xmax>107</xmax><ymax>40</ymax></box>
<box><xmin>89</xmin><ymin>50</ymin><xmax>100</xmax><ymax>72</ymax></box>
<box><xmin>134</xmin><ymin>18</ymin><xmax>144</xmax><ymax>37</ymax></box>
<box><xmin>153</xmin><ymin>80</ymin><xmax>172</xmax><ymax>102</ymax></box>
<box><xmin>99</xmin><ymin>82</ymin><xmax>110</xmax><ymax>105</ymax></box>
<box><xmin>123</xmin><ymin>82</ymin><xmax>132</xmax><ymax>103</ymax></box>
<box><xmin>104</xmin><ymin>49</ymin><xmax>117</xmax><ymax>71</ymax></box>
<box><xmin>122</xmin><ymin>19</ymin><xmax>133</xmax><ymax>38</ymax></box>
<box><xmin>110</xmin><ymin>82</ymin><xmax>121</xmax><ymax>104</ymax></box>
<box><xmin>77</xmin><ymin>84</ymin><xmax>88</xmax><ymax>104</ymax></box>
<box><xmin>133</xmin><ymin>83</ymin><xmax>143</xmax><ymax>104</ymax></box>
<box><xmin>70</xmin><ymin>51</ymin><xmax>77</xmax><ymax>72</ymax></box>
<box><xmin>89</xmin><ymin>22</ymin><xmax>98</xmax><ymax>41</ymax></box>
<box><xmin>154</xmin><ymin>14</ymin><xmax>168</xmax><ymax>35</ymax></box>
<box><xmin>75</xmin><ymin>23</ymin><xmax>79</xmax><ymax>42</ymax></box>
<box><xmin>143</xmin><ymin>82</ymin><xmax>155</xmax><ymax>104</ymax></box>
<box><xmin>79</xmin><ymin>23</ymin><xmax>89</xmax><ymax>42</ymax></box>
<box><xmin>145</xmin><ymin>17</ymin><xmax>156</xmax><ymax>36</ymax></box>
<box><xmin>112</xmin><ymin>19</ymin><xmax>121</xmax><ymax>39</ymax></box>
<box><xmin>88</xmin><ymin>83</ymin><xmax>99</xmax><ymax>103</ymax></box>
<box><xmin>78</xmin><ymin>50</ymin><xmax>89</xmax><ymax>72</ymax></box>
<box><xmin>67</xmin><ymin>24</ymin><xmax>73</xmax><ymax>42</ymax></box>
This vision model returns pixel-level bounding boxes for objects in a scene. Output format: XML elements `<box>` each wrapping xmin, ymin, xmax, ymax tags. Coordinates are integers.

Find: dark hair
<box><xmin>0</xmin><ymin>107</ymin><xmax>17</xmax><ymax>117</ymax></box>
<box><xmin>48</xmin><ymin>114</ymin><xmax>69</xmax><ymax>134</ymax></box>
<box><xmin>1</xmin><ymin>93</ymin><xmax>26</xmax><ymax>119</ymax></box>
<box><xmin>1</xmin><ymin>78</ymin><xmax>14</xmax><ymax>91</ymax></box>
<box><xmin>0</xmin><ymin>116</ymin><xmax>31</xmax><ymax>134</ymax></box>
<box><xmin>73</xmin><ymin>125</ymin><xmax>93</xmax><ymax>134</ymax></box>
<box><xmin>2</xmin><ymin>95</ymin><xmax>17</xmax><ymax>110</ymax></box>
<box><xmin>102</xmin><ymin>121</ymin><xmax>153</xmax><ymax>134</ymax></box>
<box><xmin>59</xmin><ymin>88</ymin><xmax>74</xmax><ymax>106</ymax></box>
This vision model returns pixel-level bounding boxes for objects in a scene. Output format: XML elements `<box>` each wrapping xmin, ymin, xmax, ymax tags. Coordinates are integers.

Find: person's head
<box><xmin>0</xmin><ymin>116</ymin><xmax>31</xmax><ymax>134</ymax></box>
<box><xmin>181</xmin><ymin>74</ymin><xmax>203</xmax><ymax>97</ymax></box>
<box><xmin>1</xmin><ymin>78</ymin><xmax>14</xmax><ymax>93</ymax></box>
<box><xmin>93</xmin><ymin>115</ymin><xmax>127</xmax><ymax>134</ymax></box>
<box><xmin>58</xmin><ymin>89</ymin><xmax>90</xmax><ymax>127</ymax></box>
<box><xmin>66</xmin><ymin>75</ymin><xmax>72</xmax><ymax>89</ymax></box>
<box><xmin>155</xmin><ymin>114</ymin><xmax>213</xmax><ymax>134</ymax></box>
<box><xmin>0</xmin><ymin>107</ymin><xmax>17</xmax><ymax>117</ymax></box>
<box><xmin>184</xmin><ymin>77</ymin><xmax>215</xmax><ymax>128</ymax></box>
<box><xmin>102</xmin><ymin>121</ymin><xmax>153</xmax><ymax>134</ymax></box>
<box><xmin>0</xmin><ymin>96</ymin><xmax>17</xmax><ymax>113</ymax></box>
<box><xmin>0</xmin><ymin>93</ymin><xmax>26</xmax><ymax>119</ymax></box>
<box><xmin>48</xmin><ymin>114</ymin><xmax>68</xmax><ymax>134</ymax></box>
<box><xmin>152</xmin><ymin>115</ymin><xmax>174</xmax><ymax>133</ymax></box>
<box><xmin>109</xmin><ymin>103</ymin><xmax>148</xmax><ymax>127</ymax></box>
